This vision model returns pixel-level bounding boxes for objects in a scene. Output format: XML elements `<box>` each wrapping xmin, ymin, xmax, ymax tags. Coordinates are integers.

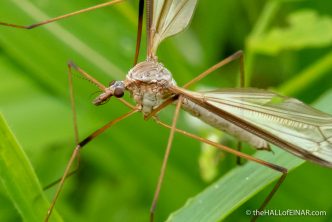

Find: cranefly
<box><xmin>1</xmin><ymin>1</ymin><xmax>332</xmax><ymax>222</ymax></box>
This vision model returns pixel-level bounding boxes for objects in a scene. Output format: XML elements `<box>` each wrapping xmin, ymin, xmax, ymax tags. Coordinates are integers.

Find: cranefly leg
<box><xmin>133</xmin><ymin>0</ymin><xmax>144</xmax><ymax>66</ymax></box>
<box><xmin>42</xmin><ymin>60</ymin><xmax>135</xmax><ymax>191</ymax></box>
<box><xmin>183</xmin><ymin>50</ymin><xmax>244</xmax><ymax>88</ymax></box>
<box><xmin>54</xmin><ymin>61</ymin><xmax>135</xmax><ymax>180</ymax></box>
<box><xmin>44</xmin><ymin>61</ymin><xmax>137</xmax><ymax>221</ymax></box>
<box><xmin>0</xmin><ymin>0</ymin><xmax>124</xmax><ymax>29</ymax></box>
<box><xmin>45</xmin><ymin>109</ymin><xmax>138</xmax><ymax>222</ymax></box>
<box><xmin>154</xmin><ymin>119</ymin><xmax>288</xmax><ymax>222</ymax></box>
<box><xmin>149</xmin><ymin>96</ymin><xmax>184</xmax><ymax>222</ymax></box>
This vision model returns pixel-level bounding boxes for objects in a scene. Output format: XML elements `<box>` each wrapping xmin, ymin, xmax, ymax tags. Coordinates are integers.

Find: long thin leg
<box><xmin>68</xmin><ymin>62</ymin><xmax>80</xmax><ymax>144</ymax></box>
<box><xmin>0</xmin><ymin>0</ymin><xmax>124</xmax><ymax>29</ymax></box>
<box><xmin>133</xmin><ymin>0</ymin><xmax>144</xmax><ymax>66</ymax></box>
<box><xmin>43</xmin><ymin>61</ymin><xmax>109</xmax><ymax>191</ymax></box>
<box><xmin>150</xmin><ymin>96</ymin><xmax>184</xmax><ymax>222</ymax></box>
<box><xmin>43</xmin><ymin>168</ymin><xmax>78</xmax><ymax>191</ymax></box>
<box><xmin>41</xmin><ymin>62</ymin><xmax>135</xmax><ymax>189</ymax></box>
<box><xmin>43</xmin><ymin>150</ymin><xmax>81</xmax><ymax>191</ymax></box>
<box><xmin>43</xmin><ymin>61</ymin><xmax>135</xmax><ymax>192</ymax></box>
<box><xmin>183</xmin><ymin>50</ymin><xmax>244</xmax><ymax>88</ymax></box>
<box><xmin>154</xmin><ymin>119</ymin><xmax>288</xmax><ymax>222</ymax></box>
<box><xmin>45</xmin><ymin>108</ymin><xmax>138</xmax><ymax>222</ymax></box>
<box><xmin>146</xmin><ymin>0</ymin><xmax>154</xmax><ymax>58</ymax></box>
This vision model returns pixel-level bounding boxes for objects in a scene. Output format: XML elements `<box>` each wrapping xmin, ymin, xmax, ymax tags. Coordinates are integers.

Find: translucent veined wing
<box><xmin>148</xmin><ymin>0</ymin><xmax>198</xmax><ymax>57</ymax></box>
<box><xmin>172</xmin><ymin>87</ymin><xmax>332</xmax><ymax>167</ymax></box>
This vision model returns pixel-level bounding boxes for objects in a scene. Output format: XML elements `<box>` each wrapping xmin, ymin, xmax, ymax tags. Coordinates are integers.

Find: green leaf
<box><xmin>167</xmin><ymin>89</ymin><xmax>332</xmax><ymax>222</ymax></box>
<box><xmin>249</xmin><ymin>10</ymin><xmax>332</xmax><ymax>55</ymax></box>
<box><xmin>0</xmin><ymin>113</ymin><xmax>63</xmax><ymax>222</ymax></box>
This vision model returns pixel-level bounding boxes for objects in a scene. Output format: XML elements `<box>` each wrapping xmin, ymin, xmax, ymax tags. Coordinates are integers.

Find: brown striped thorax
<box><xmin>125</xmin><ymin>59</ymin><xmax>176</xmax><ymax>115</ymax></box>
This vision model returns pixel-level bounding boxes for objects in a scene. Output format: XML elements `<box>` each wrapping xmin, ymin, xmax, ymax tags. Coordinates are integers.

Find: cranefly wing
<box><xmin>172</xmin><ymin>87</ymin><xmax>332</xmax><ymax>167</ymax></box>
<box><xmin>147</xmin><ymin>0</ymin><xmax>198</xmax><ymax>57</ymax></box>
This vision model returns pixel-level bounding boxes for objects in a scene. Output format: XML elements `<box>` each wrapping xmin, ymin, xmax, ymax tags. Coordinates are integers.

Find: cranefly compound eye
<box><xmin>113</xmin><ymin>87</ymin><xmax>124</xmax><ymax>98</ymax></box>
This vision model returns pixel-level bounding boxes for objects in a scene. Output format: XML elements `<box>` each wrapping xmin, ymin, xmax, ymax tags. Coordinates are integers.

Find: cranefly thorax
<box><xmin>125</xmin><ymin>60</ymin><xmax>176</xmax><ymax>115</ymax></box>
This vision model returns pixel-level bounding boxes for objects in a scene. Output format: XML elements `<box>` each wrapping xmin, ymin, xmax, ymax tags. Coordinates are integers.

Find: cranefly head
<box><xmin>93</xmin><ymin>80</ymin><xmax>125</xmax><ymax>106</ymax></box>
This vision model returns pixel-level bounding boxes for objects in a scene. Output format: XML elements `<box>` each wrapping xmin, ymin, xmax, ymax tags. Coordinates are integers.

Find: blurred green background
<box><xmin>0</xmin><ymin>0</ymin><xmax>332</xmax><ymax>221</ymax></box>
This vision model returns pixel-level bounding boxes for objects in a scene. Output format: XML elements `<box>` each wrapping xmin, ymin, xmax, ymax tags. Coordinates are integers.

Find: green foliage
<box><xmin>0</xmin><ymin>0</ymin><xmax>331</xmax><ymax>222</ymax></box>
<box><xmin>249</xmin><ymin>10</ymin><xmax>332</xmax><ymax>55</ymax></box>
<box><xmin>0</xmin><ymin>114</ymin><xmax>62</xmax><ymax>222</ymax></box>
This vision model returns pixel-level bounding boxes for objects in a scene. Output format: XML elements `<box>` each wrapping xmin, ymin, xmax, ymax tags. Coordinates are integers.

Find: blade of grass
<box><xmin>245</xmin><ymin>0</ymin><xmax>281</xmax><ymax>86</ymax></box>
<box><xmin>166</xmin><ymin>90</ymin><xmax>332</xmax><ymax>222</ymax></box>
<box><xmin>278</xmin><ymin>51</ymin><xmax>332</xmax><ymax>95</ymax></box>
<box><xmin>0</xmin><ymin>113</ymin><xmax>63</xmax><ymax>222</ymax></box>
